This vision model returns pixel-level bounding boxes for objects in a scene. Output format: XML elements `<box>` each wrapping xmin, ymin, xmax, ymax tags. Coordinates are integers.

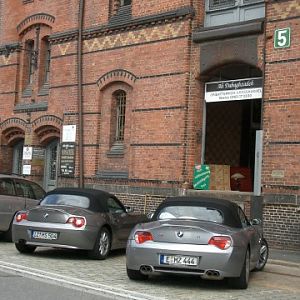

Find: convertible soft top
<box><xmin>45</xmin><ymin>187</ymin><xmax>115</xmax><ymax>212</ymax></box>
<box><xmin>153</xmin><ymin>196</ymin><xmax>243</xmax><ymax>228</ymax></box>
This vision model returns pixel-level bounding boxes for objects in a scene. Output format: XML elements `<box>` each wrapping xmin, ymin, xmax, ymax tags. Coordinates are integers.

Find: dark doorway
<box><xmin>203</xmin><ymin>64</ymin><xmax>262</xmax><ymax>192</ymax></box>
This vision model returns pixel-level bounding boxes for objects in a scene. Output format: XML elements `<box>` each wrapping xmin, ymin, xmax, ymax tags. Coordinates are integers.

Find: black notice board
<box><xmin>60</xmin><ymin>143</ymin><xmax>76</xmax><ymax>177</ymax></box>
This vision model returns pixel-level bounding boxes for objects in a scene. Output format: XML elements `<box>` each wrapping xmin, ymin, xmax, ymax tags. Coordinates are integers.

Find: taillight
<box><xmin>16</xmin><ymin>212</ymin><xmax>28</xmax><ymax>222</ymax></box>
<box><xmin>134</xmin><ymin>231</ymin><xmax>153</xmax><ymax>244</ymax></box>
<box><xmin>66</xmin><ymin>216</ymin><xmax>86</xmax><ymax>228</ymax></box>
<box><xmin>208</xmin><ymin>236</ymin><xmax>232</xmax><ymax>250</ymax></box>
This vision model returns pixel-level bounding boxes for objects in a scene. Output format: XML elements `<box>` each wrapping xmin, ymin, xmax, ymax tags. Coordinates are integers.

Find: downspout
<box><xmin>78</xmin><ymin>0</ymin><xmax>85</xmax><ymax>188</ymax></box>
<box><xmin>182</xmin><ymin>1</ymin><xmax>195</xmax><ymax>186</ymax></box>
<box><xmin>259</xmin><ymin>0</ymin><xmax>268</xmax><ymax>193</ymax></box>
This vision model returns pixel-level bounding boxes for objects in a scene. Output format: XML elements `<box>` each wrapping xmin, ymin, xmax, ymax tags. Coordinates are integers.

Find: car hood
<box><xmin>25</xmin><ymin>205</ymin><xmax>92</xmax><ymax>223</ymax></box>
<box><xmin>133</xmin><ymin>219</ymin><xmax>235</xmax><ymax>245</ymax></box>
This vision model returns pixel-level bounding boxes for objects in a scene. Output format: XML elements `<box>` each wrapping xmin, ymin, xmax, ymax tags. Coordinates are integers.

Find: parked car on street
<box><xmin>13</xmin><ymin>187</ymin><xmax>147</xmax><ymax>259</ymax></box>
<box><xmin>0</xmin><ymin>174</ymin><xmax>45</xmax><ymax>241</ymax></box>
<box><xmin>126</xmin><ymin>196</ymin><xmax>269</xmax><ymax>289</ymax></box>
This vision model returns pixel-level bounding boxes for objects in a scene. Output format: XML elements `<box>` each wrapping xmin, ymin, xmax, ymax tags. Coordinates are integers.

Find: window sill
<box><xmin>107</xmin><ymin>143</ymin><xmax>125</xmax><ymax>157</ymax></box>
<box><xmin>22</xmin><ymin>85</ymin><xmax>33</xmax><ymax>98</ymax></box>
<box><xmin>38</xmin><ymin>83</ymin><xmax>50</xmax><ymax>96</ymax></box>
<box><xmin>193</xmin><ymin>19</ymin><xmax>264</xmax><ymax>43</ymax></box>
<box><xmin>96</xmin><ymin>170</ymin><xmax>128</xmax><ymax>179</ymax></box>
<box><xmin>14</xmin><ymin>101</ymin><xmax>48</xmax><ymax>113</ymax></box>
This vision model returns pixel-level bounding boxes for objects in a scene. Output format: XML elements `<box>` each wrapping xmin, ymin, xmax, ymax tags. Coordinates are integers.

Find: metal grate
<box><xmin>209</xmin><ymin>0</ymin><xmax>235</xmax><ymax>10</ymax></box>
<box><xmin>50</xmin><ymin>145</ymin><xmax>57</xmax><ymax>180</ymax></box>
<box><xmin>115</xmin><ymin>90</ymin><xmax>126</xmax><ymax>142</ymax></box>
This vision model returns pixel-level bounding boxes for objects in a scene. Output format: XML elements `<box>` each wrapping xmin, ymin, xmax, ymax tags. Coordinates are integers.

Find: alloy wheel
<box><xmin>98</xmin><ymin>230</ymin><xmax>109</xmax><ymax>256</ymax></box>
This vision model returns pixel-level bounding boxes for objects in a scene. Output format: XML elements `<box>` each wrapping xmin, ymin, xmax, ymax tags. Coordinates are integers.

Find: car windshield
<box><xmin>40</xmin><ymin>194</ymin><xmax>90</xmax><ymax>209</ymax></box>
<box><xmin>157</xmin><ymin>205</ymin><xmax>224</xmax><ymax>223</ymax></box>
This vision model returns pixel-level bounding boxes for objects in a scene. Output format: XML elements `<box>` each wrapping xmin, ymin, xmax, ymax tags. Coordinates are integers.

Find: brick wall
<box><xmin>262</xmin><ymin>0</ymin><xmax>300</xmax><ymax>195</ymax></box>
<box><xmin>263</xmin><ymin>204</ymin><xmax>300</xmax><ymax>250</ymax></box>
<box><xmin>0</xmin><ymin>1</ymin><xmax>299</xmax><ymax>250</ymax></box>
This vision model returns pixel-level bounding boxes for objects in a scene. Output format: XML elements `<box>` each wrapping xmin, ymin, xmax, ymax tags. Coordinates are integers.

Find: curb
<box><xmin>268</xmin><ymin>259</ymin><xmax>300</xmax><ymax>268</ymax></box>
<box><xmin>265</xmin><ymin>260</ymin><xmax>300</xmax><ymax>278</ymax></box>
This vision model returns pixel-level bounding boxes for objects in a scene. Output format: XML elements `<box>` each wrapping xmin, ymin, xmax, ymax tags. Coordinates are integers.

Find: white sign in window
<box><xmin>62</xmin><ymin>125</ymin><xmax>77</xmax><ymax>142</ymax></box>
<box><xmin>22</xmin><ymin>164</ymin><xmax>31</xmax><ymax>175</ymax></box>
<box><xmin>23</xmin><ymin>146</ymin><xmax>33</xmax><ymax>160</ymax></box>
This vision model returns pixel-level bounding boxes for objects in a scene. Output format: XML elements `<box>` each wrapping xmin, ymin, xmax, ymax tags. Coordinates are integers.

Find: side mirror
<box><xmin>251</xmin><ymin>218</ymin><xmax>261</xmax><ymax>226</ymax></box>
<box><xmin>125</xmin><ymin>206</ymin><xmax>134</xmax><ymax>213</ymax></box>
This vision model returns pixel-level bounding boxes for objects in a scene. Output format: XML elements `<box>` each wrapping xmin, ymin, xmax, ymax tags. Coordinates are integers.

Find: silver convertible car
<box><xmin>126</xmin><ymin>196</ymin><xmax>269</xmax><ymax>289</ymax></box>
<box><xmin>12</xmin><ymin>188</ymin><xmax>147</xmax><ymax>259</ymax></box>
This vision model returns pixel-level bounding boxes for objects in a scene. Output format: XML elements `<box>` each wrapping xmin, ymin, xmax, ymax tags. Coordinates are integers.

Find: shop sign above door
<box><xmin>205</xmin><ymin>77</ymin><xmax>263</xmax><ymax>102</ymax></box>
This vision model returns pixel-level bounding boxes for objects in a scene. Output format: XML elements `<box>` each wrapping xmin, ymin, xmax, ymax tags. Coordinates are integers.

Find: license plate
<box><xmin>160</xmin><ymin>254</ymin><xmax>199</xmax><ymax>266</ymax></box>
<box><xmin>32</xmin><ymin>231</ymin><xmax>58</xmax><ymax>240</ymax></box>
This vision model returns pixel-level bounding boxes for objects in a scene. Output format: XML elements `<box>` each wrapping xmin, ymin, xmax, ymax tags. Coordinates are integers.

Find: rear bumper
<box><xmin>12</xmin><ymin>221</ymin><xmax>98</xmax><ymax>250</ymax></box>
<box><xmin>126</xmin><ymin>240</ymin><xmax>245</xmax><ymax>278</ymax></box>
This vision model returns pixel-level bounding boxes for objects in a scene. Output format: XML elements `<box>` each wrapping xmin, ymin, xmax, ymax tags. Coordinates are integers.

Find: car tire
<box><xmin>15</xmin><ymin>242</ymin><xmax>36</xmax><ymax>254</ymax></box>
<box><xmin>88</xmin><ymin>227</ymin><xmax>111</xmax><ymax>260</ymax></box>
<box><xmin>255</xmin><ymin>238</ymin><xmax>269</xmax><ymax>271</ymax></box>
<box><xmin>228</xmin><ymin>248</ymin><xmax>250</xmax><ymax>289</ymax></box>
<box><xmin>126</xmin><ymin>267</ymin><xmax>148</xmax><ymax>281</ymax></box>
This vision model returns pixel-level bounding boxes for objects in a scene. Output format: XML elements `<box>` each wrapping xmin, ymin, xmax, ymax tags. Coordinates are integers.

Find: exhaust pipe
<box><xmin>205</xmin><ymin>270</ymin><xmax>220</xmax><ymax>277</ymax></box>
<box><xmin>140</xmin><ymin>265</ymin><xmax>154</xmax><ymax>274</ymax></box>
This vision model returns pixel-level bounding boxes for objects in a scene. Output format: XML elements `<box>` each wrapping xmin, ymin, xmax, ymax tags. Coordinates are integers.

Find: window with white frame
<box><xmin>205</xmin><ymin>0</ymin><xmax>265</xmax><ymax>27</ymax></box>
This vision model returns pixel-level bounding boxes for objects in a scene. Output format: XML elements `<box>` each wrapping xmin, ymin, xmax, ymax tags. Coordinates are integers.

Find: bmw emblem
<box><xmin>176</xmin><ymin>231</ymin><xmax>184</xmax><ymax>238</ymax></box>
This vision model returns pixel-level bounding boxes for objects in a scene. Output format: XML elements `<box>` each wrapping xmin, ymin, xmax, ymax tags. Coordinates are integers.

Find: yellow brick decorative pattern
<box><xmin>1</xmin><ymin>56</ymin><xmax>11</xmax><ymax>65</ymax></box>
<box><xmin>83</xmin><ymin>22</ymin><xmax>185</xmax><ymax>53</ymax></box>
<box><xmin>58</xmin><ymin>44</ymin><xmax>71</xmax><ymax>56</ymax></box>
<box><xmin>272</xmin><ymin>0</ymin><xmax>300</xmax><ymax>19</ymax></box>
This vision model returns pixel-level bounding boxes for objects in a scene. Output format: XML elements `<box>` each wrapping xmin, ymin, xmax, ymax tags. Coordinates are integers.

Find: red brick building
<box><xmin>0</xmin><ymin>0</ymin><xmax>299</xmax><ymax>249</ymax></box>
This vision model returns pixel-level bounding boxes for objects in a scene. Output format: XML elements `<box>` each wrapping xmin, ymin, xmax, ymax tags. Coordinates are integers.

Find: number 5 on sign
<box><xmin>274</xmin><ymin>28</ymin><xmax>291</xmax><ymax>49</ymax></box>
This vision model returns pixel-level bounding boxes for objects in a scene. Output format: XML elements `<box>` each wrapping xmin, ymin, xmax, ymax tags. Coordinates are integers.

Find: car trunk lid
<box><xmin>146</xmin><ymin>219</ymin><xmax>232</xmax><ymax>245</ymax></box>
<box><xmin>27</xmin><ymin>206</ymin><xmax>88</xmax><ymax>223</ymax></box>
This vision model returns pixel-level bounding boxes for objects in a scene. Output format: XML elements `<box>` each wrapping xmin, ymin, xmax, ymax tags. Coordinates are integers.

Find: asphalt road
<box><xmin>0</xmin><ymin>269</ymin><xmax>114</xmax><ymax>300</ymax></box>
<box><xmin>0</xmin><ymin>240</ymin><xmax>299</xmax><ymax>300</ymax></box>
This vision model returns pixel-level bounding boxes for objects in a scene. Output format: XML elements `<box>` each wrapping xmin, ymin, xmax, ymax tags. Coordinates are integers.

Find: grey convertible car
<box><xmin>126</xmin><ymin>196</ymin><xmax>269</xmax><ymax>289</ymax></box>
<box><xmin>12</xmin><ymin>187</ymin><xmax>147</xmax><ymax>259</ymax></box>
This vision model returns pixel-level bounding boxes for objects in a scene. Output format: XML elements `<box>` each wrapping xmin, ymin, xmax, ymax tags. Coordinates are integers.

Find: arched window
<box><xmin>43</xmin><ymin>39</ymin><xmax>51</xmax><ymax>84</ymax></box>
<box><xmin>26</xmin><ymin>40</ymin><xmax>35</xmax><ymax>85</ymax></box>
<box><xmin>114</xmin><ymin>90</ymin><xmax>126</xmax><ymax>142</ymax></box>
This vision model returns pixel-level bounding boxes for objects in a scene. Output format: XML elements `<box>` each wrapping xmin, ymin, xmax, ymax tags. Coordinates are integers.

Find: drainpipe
<box><xmin>78</xmin><ymin>0</ymin><xmax>85</xmax><ymax>188</ymax></box>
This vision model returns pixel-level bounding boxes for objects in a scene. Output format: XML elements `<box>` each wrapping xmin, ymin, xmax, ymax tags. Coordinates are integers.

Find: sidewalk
<box><xmin>266</xmin><ymin>248</ymin><xmax>300</xmax><ymax>278</ymax></box>
<box><xmin>269</xmin><ymin>248</ymin><xmax>300</xmax><ymax>265</ymax></box>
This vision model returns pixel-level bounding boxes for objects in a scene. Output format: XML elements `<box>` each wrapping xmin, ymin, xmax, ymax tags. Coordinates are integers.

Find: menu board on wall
<box><xmin>60</xmin><ymin>143</ymin><xmax>76</xmax><ymax>177</ymax></box>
